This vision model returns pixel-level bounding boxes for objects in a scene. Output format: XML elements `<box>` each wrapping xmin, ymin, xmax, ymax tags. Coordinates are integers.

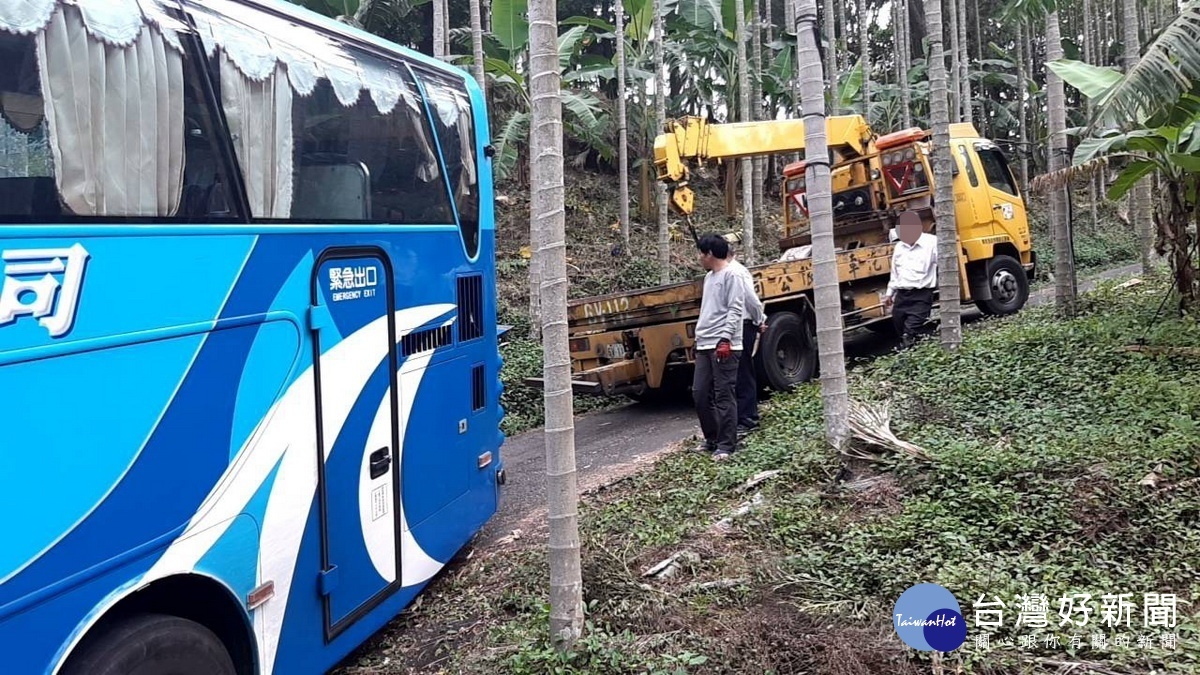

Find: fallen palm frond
<box><xmin>844</xmin><ymin>399</ymin><xmax>932</xmax><ymax>462</ymax></box>
<box><xmin>1120</xmin><ymin>344</ymin><xmax>1200</xmax><ymax>357</ymax></box>
<box><xmin>1030</xmin><ymin>156</ymin><xmax>1110</xmax><ymax>194</ymax></box>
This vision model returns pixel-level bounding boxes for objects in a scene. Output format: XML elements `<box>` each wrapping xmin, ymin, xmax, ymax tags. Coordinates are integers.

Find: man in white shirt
<box><xmin>727</xmin><ymin>247</ymin><xmax>766</xmax><ymax>435</ymax></box>
<box><xmin>882</xmin><ymin>211</ymin><xmax>938</xmax><ymax>348</ymax></box>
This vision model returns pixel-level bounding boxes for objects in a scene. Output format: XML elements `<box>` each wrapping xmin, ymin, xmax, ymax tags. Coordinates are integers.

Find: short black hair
<box><xmin>697</xmin><ymin>233</ymin><xmax>730</xmax><ymax>259</ymax></box>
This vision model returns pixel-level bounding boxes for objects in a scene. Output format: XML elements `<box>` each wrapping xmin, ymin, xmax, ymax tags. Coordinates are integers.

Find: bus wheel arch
<box><xmin>756</xmin><ymin>302</ymin><xmax>817</xmax><ymax>392</ymax></box>
<box><xmin>59</xmin><ymin>574</ymin><xmax>256</xmax><ymax>675</ymax></box>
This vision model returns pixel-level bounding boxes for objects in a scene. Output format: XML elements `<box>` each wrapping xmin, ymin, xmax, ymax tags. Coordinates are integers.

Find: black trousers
<box><xmin>693</xmin><ymin>348</ymin><xmax>740</xmax><ymax>452</ymax></box>
<box><xmin>736</xmin><ymin>321</ymin><xmax>759</xmax><ymax>427</ymax></box>
<box><xmin>892</xmin><ymin>288</ymin><xmax>934</xmax><ymax>346</ymax></box>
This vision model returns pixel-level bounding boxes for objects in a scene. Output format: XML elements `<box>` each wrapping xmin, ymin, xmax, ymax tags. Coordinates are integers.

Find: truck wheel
<box><xmin>974</xmin><ymin>255</ymin><xmax>1029</xmax><ymax>316</ymax></box>
<box><xmin>62</xmin><ymin>614</ymin><xmax>236</xmax><ymax>675</ymax></box>
<box><xmin>755</xmin><ymin>310</ymin><xmax>817</xmax><ymax>392</ymax></box>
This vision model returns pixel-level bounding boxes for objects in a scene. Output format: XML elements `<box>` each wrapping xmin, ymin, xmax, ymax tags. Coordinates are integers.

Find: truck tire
<box><xmin>755</xmin><ymin>310</ymin><xmax>817</xmax><ymax>392</ymax></box>
<box><xmin>62</xmin><ymin>614</ymin><xmax>236</xmax><ymax>675</ymax></box>
<box><xmin>974</xmin><ymin>254</ymin><xmax>1029</xmax><ymax>316</ymax></box>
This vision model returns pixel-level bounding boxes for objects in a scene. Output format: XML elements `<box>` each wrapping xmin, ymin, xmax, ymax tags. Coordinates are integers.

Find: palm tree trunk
<box><xmin>786</xmin><ymin>0</ymin><xmax>800</xmax><ymax>116</ymax></box>
<box><xmin>1082</xmin><ymin>0</ymin><xmax>1098</xmax><ymax>232</ymax></box>
<box><xmin>655</xmin><ymin>0</ymin><xmax>671</xmax><ymax>283</ymax></box>
<box><xmin>736</xmin><ymin>0</ymin><xmax>755</xmax><ymax>257</ymax></box>
<box><xmin>433</xmin><ymin>0</ymin><xmax>448</xmax><ymax>59</ymax></box>
<box><xmin>1046</xmin><ymin>9</ymin><xmax>1076</xmax><ymax>316</ymax></box>
<box><xmin>764</xmin><ymin>0</ymin><xmax>776</xmax><ymax>189</ymax></box>
<box><xmin>797</xmin><ymin>0</ymin><xmax>849</xmax><ymax>451</ymax></box>
<box><xmin>1123</xmin><ymin>0</ymin><xmax>1154</xmax><ymax>273</ymax></box>
<box><xmin>926</xmin><ymin>0</ymin><xmax>961</xmax><ymax>348</ymax></box>
<box><xmin>1016</xmin><ymin>20</ymin><xmax>1029</xmax><ymax>193</ymax></box>
<box><xmin>947</xmin><ymin>0</ymin><xmax>961</xmax><ymax>121</ymax></box>
<box><xmin>859</xmin><ymin>0</ymin><xmax>870</xmax><ymax>122</ymax></box>
<box><xmin>751</xmin><ymin>0</ymin><xmax>764</xmax><ymax>262</ymax></box>
<box><xmin>528</xmin><ymin>46</ymin><xmax>542</xmax><ymax>338</ymax></box>
<box><xmin>837</xmin><ymin>0</ymin><xmax>849</xmax><ymax>73</ymax></box>
<box><xmin>615</xmin><ymin>0</ymin><xmax>630</xmax><ymax>251</ymax></box>
<box><xmin>957</xmin><ymin>0</ymin><xmax>971</xmax><ymax>125</ymax></box>
<box><xmin>973</xmin><ymin>0</ymin><xmax>983</xmax><ymax>132</ymax></box>
<box><xmin>529</xmin><ymin>0</ymin><xmax>583</xmax><ymax>649</ymax></box>
<box><xmin>824</xmin><ymin>0</ymin><xmax>838</xmax><ymax>107</ymax></box>
<box><xmin>897</xmin><ymin>0</ymin><xmax>913</xmax><ymax>127</ymax></box>
<box><xmin>470</xmin><ymin>0</ymin><xmax>486</xmax><ymax>91</ymax></box>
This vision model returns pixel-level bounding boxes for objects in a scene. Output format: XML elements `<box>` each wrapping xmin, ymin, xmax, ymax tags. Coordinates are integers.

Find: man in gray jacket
<box><xmin>692</xmin><ymin>234</ymin><xmax>745</xmax><ymax>459</ymax></box>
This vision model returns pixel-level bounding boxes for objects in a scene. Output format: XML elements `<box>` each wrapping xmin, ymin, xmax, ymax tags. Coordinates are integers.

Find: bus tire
<box><xmin>62</xmin><ymin>614</ymin><xmax>236</xmax><ymax>675</ymax></box>
<box><xmin>974</xmin><ymin>254</ymin><xmax>1029</xmax><ymax>316</ymax></box>
<box><xmin>756</xmin><ymin>310</ymin><xmax>817</xmax><ymax>392</ymax></box>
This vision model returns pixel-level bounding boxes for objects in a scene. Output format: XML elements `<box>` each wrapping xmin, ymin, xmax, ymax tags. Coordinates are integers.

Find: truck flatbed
<box><xmin>567</xmin><ymin>242</ymin><xmax>896</xmax><ymax>334</ymax></box>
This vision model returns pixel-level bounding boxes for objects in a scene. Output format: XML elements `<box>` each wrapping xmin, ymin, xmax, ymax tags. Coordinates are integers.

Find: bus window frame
<box><xmin>410</xmin><ymin>66</ymin><xmax>480</xmax><ymax>262</ymax></box>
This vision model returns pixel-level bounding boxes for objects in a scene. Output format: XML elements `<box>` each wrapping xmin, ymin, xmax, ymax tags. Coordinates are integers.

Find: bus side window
<box><xmin>417</xmin><ymin>73</ymin><xmax>480</xmax><ymax>258</ymax></box>
<box><xmin>287</xmin><ymin>70</ymin><xmax>452</xmax><ymax>225</ymax></box>
<box><xmin>0</xmin><ymin>12</ymin><xmax>238</xmax><ymax>222</ymax></box>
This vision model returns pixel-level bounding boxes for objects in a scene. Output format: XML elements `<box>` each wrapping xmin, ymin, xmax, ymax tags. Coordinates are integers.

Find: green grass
<box><xmin>338</xmin><ymin>267</ymin><xmax>1199</xmax><ymax>675</ymax></box>
<box><xmin>492</xmin><ymin>276</ymin><xmax>1197</xmax><ymax>673</ymax></box>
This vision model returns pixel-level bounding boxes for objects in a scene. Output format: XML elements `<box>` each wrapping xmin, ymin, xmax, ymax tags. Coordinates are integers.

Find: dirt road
<box><xmin>477</xmin><ymin>264</ymin><xmax>1142</xmax><ymax>548</ymax></box>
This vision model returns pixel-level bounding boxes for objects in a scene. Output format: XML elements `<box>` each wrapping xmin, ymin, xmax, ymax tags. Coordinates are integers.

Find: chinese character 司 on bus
<box><xmin>0</xmin><ymin>244</ymin><xmax>90</xmax><ymax>338</ymax></box>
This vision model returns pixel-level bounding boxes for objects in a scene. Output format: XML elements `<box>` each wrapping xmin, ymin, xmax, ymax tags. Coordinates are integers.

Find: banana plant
<box><xmin>1042</xmin><ymin>6</ymin><xmax>1200</xmax><ymax>312</ymax></box>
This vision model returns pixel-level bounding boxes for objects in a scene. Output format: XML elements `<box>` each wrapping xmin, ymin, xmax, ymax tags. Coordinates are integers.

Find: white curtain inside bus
<box><xmin>219</xmin><ymin>55</ymin><xmax>293</xmax><ymax>219</ymax></box>
<box><xmin>35</xmin><ymin>4</ymin><xmax>184</xmax><ymax>216</ymax></box>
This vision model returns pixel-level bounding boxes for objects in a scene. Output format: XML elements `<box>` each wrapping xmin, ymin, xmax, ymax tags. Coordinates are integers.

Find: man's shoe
<box><xmin>692</xmin><ymin>438</ymin><xmax>717</xmax><ymax>453</ymax></box>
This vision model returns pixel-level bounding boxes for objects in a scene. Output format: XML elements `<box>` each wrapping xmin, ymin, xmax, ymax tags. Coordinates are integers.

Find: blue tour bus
<box><xmin>0</xmin><ymin>0</ymin><xmax>505</xmax><ymax>672</ymax></box>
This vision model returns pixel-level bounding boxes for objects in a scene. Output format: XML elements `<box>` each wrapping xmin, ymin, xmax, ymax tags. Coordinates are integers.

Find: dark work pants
<box><xmin>892</xmin><ymin>288</ymin><xmax>934</xmax><ymax>347</ymax></box>
<box><xmin>693</xmin><ymin>348</ymin><xmax>740</xmax><ymax>453</ymax></box>
<box><xmin>736</xmin><ymin>321</ymin><xmax>759</xmax><ymax>428</ymax></box>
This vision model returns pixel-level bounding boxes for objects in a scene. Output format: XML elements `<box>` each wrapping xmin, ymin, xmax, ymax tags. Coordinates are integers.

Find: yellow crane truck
<box><xmin>539</xmin><ymin>114</ymin><xmax>1035</xmax><ymax>399</ymax></box>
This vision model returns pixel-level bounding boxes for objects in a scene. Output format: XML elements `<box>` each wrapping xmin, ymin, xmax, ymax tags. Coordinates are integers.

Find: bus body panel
<box><xmin>1</xmin><ymin>0</ymin><xmax>503</xmax><ymax>669</ymax></box>
<box><xmin>0</xmin><ymin>227</ymin><xmax>501</xmax><ymax>674</ymax></box>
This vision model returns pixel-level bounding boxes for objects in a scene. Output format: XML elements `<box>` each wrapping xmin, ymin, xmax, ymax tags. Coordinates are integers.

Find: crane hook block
<box><xmin>670</xmin><ymin>186</ymin><xmax>695</xmax><ymax>215</ymax></box>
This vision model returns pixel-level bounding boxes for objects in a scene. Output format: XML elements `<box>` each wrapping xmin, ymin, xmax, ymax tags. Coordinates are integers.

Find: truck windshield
<box><xmin>976</xmin><ymin>146</ymin><xmax>1020</xmax><ymax>197</ymax></box>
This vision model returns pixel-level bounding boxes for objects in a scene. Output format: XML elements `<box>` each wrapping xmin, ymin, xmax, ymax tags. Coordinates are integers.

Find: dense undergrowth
<box><xmin>342</xmin><ymin>275</ymin><xmax>1200</xmax><ymax>674</ymax></box>
<box><xmin>1028</xmin><ymin>191</ymin><xmax>1140</xmax><ymax>284</ymax></box>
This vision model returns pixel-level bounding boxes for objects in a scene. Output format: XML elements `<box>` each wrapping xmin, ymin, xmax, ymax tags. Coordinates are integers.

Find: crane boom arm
<box><xmin>652</xmin><ymin>115</ymin><xmax>876</xmax><ymax>216</ymax></box>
